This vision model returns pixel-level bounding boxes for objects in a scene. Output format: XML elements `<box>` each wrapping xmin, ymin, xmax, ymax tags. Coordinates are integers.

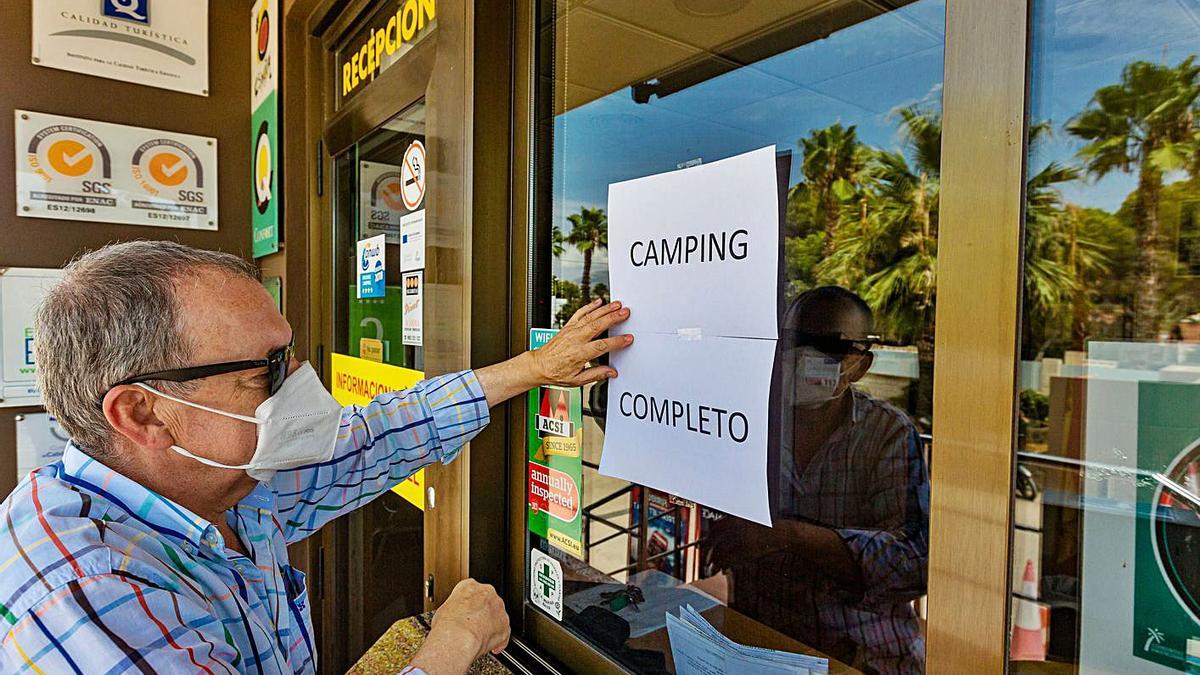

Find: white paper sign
<box><xmin>403</xmin><ymin>271</ymin><xmax>424</xmax><ymax>346</ymax></box>
<box><xmin>602</xmin><ymin>146</ymin><xmax>782</xmax><ymax>526</ymax></box>
<box><xmin>15</xmin><ymin>110</ymin><xmax>218</xmax><ymax>230</ymax></box>
<box><xmin>401</xmin><ymin>210</ymin><xmax>426</xmax><ymax>271</ymax></box>
<box><xmin>607</xmin><ymin>145</ymin><xmax>780</xmax><ymax>340</ymax></box>
<box><xmin>32</xmin><ymin>0</ymin><xmax>209</xmax><ymax>96</ymax></box>
<box><xmin>16</xmin><ymin>413</ymin><xmax>70</xmax><ymax>480</ymax></box>
<box><xmin>359</xmin><ymin>161</ymin><xmax>404</xmax><ymax>244</ymax></box>
<box><xmin>1</xmin><ymin>268</ymin><xmax>64</xmax><ymax>408</ymax></box>
<box><xmin>602</xmin><ymin>333</ymin><xmax>776</xmax><ymax>526</ymax></box>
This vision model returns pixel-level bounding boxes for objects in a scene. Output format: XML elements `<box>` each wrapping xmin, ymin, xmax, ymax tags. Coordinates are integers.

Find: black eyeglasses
<box><xmin>782</xmin><ymin>329</ymin><xmax>878</xmax><ymax>361</ymax></box>
<box><xmin>114</xmin><ymin>336</ymin><xmax>295</xmax><ymax>396</ymax></box>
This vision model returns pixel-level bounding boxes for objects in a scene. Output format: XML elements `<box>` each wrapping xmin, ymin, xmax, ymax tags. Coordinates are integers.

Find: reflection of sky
<box><xmin>1030</xmin><ymin>0</ymin><xmax>1200</xmax><ymax>212</ymax></box>
<box><xmin>551</xmin><ymin>0</ymin><xmax>1200</xmax><ymax>284</ymax></box>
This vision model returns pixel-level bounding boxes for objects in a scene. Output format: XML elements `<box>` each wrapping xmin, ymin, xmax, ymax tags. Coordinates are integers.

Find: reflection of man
<box><xmin>710</xmin><ymin>286</ymin><xmax>929</xmax><ymax>675</ymax></box>
<box><xmin>0</xmin><ymin>241</ymin><xmax>633</xmax><ymax>674</ymax></box>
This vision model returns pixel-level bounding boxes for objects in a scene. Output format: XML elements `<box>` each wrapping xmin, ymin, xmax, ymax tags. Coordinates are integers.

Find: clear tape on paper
<box><xmin>677</xmin><ymin>327</ymin><xmax>703</xmax><ymax>341</ymax></box>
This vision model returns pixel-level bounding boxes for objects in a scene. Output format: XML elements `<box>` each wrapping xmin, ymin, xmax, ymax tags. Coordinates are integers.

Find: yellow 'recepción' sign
<box><xmin>330</xmin><ymin>352</ymin><xmax>427</xmax><ymax>510</ymax></box>
<box><xmin>341</xmin><ymin>0</ymin><xmax>436</xmax><ymax>99</ymax></box>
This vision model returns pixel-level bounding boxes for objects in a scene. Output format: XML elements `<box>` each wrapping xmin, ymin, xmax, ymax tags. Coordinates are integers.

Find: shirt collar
<box><xmin>848</xmin><ymin>388</ymin><xmax>863</xmax><ymax>424</ymax></box>
<box><xmin>61</xmin><ymin>441</ymin><xmax>216</xmax><ymax>551</ymax></box>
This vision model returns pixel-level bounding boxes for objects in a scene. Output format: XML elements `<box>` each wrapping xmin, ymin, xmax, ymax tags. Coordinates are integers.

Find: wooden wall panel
<box><xmin>0</xmin><ymin>1</ymin><xmax>250</xmax><ymax>498</ymax></box>
<box><xmin>0</xmin><ymin>0</ymin><xmax>252</xmax><ymax>265</ymax></box>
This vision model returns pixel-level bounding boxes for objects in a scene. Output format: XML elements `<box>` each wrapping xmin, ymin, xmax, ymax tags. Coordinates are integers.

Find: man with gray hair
<box><xmin>0</xmin><ymin>240</ymin><xmax>633</xmax><ymax>674</ymax></box>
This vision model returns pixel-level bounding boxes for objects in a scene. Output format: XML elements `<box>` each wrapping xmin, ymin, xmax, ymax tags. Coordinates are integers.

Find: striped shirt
<box><xmin>727</xmin><ymin>390</ymin><xmax>930</xmax><ymax>675</ymax></box>
<box><xmin>0</xmin><ymin>370</ymin><xmax>489</xmax><ymax>675</ymax></box>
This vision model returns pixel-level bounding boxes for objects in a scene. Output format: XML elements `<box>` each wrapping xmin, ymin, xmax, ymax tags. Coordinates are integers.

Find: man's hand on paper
<box><xmin>533</xmin><ymin>298</ymin><xmax>633</xmax><ymax>386</ymax></box>
<box><xmin>410</xmin><ymin>579</ymin><xmax>510</xmax><ymax>675</ymax></box>
<box><xmin>475</xmin><ymin>298</ymin><xmax>633</xmax><ymax>407</ymax></box>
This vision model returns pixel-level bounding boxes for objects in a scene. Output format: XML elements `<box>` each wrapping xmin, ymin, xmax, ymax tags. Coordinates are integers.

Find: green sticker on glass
<box><xmin>527</xmin><ymin>328</ymin><xmax>585</xmax><ymax>559</ymax></box>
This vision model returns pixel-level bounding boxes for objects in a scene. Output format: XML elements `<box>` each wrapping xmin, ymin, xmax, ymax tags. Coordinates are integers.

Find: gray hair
<box><xmin>35</xmin><ymin>240</ymin><xmax>257</xmax><ymax>460</ymax></box>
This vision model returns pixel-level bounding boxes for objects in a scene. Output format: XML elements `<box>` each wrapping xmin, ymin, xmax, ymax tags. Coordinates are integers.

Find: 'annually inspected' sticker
<box><xmin>529</xmin><ymin>548</ymin><xmax>563</xmax><ymax>621</ymax></box>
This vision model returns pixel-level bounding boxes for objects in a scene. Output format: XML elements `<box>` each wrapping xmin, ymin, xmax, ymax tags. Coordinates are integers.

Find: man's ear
<box><xmin>102</xmin><ymin>385</ymin><xmax>176</xmax><ymax>449</ymax></box>
<box><xmin>846</xmin><ymin>352</ymin><xmax>875</xmax><ymax>383</ymax></box>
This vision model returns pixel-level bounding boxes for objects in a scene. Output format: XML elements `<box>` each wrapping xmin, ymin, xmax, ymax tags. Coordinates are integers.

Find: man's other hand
<box><xmin>432</xmin><ymin>579</ymin><xmax>510</xmax><ymax>655</ymax></box>
<box><xmin>410</xmin><ymin>579</ymin><xmax>510</xmax><ymax>675</ymax></box>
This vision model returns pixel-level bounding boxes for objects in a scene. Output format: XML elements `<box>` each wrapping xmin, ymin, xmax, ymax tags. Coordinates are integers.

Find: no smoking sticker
<box><xmin>401</xmin><ymin>140</ymin><xmax>426</xmax><ymax>210</ymax></box>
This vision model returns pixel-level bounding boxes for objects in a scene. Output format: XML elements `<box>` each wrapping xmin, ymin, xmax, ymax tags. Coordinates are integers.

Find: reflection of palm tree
<box><xmin>1025</xmin><ymin>122</ymin><xmax>1091</xmax><ymax>353</ymax></box>
<box><xmin>552</xmin><ymin>224</ymin><xmax>565</xmax><ymax>257</ymax></box>
<box><xmin>800</xmin><ymin>124</ymin><xmax>868</xmax><ymax>257</ymax></box>
<box><xmin>1068</xmin><ymin>57</ymin><xmax>1200</xmax><ymax>339</ymax></box>
<box><xmin>566</xmin><ymin>207</ymin><xmax>608</xmax><ymax>304</ymax></box>
<box><xmin>859</xmin><ymin>108</ymin><xmax>940</xmax><ymax>419</ymax></box>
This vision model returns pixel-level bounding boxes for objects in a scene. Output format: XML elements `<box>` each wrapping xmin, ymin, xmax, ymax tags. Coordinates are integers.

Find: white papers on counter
<box><xmin>563</xmin><ymin>569</ymin><xmax>719</xmax><ymax>639</ymax></box>
<box><xmin>667</xmin><ymin>605</ymin><xmax>829</xmax><ymax>675</ymax></box>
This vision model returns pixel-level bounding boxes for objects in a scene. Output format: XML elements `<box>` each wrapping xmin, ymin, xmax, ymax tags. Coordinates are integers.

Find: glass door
<box><xmin>325</xmin><ymin>102</ymin><xmax>430</xmax><ymax>665</ymax></box>
<box><xmin>1009</xmin><ymin>1</ymin><xmax>1200</xmax><ymax>672</ymax></box>
<box><xmin>522</xmin><ymin>2</ymin><xmax>946</xmax><ymax>672</ymax></box>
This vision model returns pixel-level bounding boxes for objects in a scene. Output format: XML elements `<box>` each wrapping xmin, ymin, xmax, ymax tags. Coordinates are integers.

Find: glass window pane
<box><xmin>329</xmin><ymin>103</ymin><xmax>429</xmax><ymax>650</ymax></box>
<box><xmin>1013</xmin><ymin>1</ymin><xmax>1200</xmax><ymax>671</ymax></box>
<box><xmin>532</xmin><ymin>2</ymin><xmax>944</xmax><ymax>672</ymax></box>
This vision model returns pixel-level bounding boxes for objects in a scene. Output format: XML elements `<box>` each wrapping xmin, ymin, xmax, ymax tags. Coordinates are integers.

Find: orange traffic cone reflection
<box><xmin>1011</xmin><ymin>559</ymin><xmax>1047</xmax><ymax>661</ymax></box>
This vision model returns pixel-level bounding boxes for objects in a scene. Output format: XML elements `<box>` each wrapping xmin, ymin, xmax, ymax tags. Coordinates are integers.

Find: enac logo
<box><xmin>46</xmin><ymin>139</ymin><xmax>94</xmax><ymax>177</ymax></box>
<box><xmin>147</xmin><ymin>151</ymin><xmax>188</xmax><ymax>186</ymax></box>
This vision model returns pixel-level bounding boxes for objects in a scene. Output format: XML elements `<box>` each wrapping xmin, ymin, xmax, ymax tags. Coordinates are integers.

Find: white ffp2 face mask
<box><xmin>783</xmin><ymin>347</ymin><xmax>844</xmax><ymax>409</ymax></box>
<box><xmin>136</xmin><ymin>361</ymin><xmax>343</xmax><ymax>482</ymax></box>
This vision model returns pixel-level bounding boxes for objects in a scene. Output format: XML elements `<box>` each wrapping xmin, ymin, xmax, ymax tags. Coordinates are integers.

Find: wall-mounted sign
<box><xmin>601</xmin><ymin>146</ymin><xmax>784</xmax><ymax>527</ymax></box>
<box><xmin>337</xmin><ymin>0</ymin><xmax>437</xmax><ymax>103</ymax></box>
<box><xmin>32</xmin><ymin>0</ymin><xmax>209</xmax><ymax>96</ymax></box>
<box><xmin>251</xmin><ymin>0</ymin><xmax>280</xmax><ymax>258</ymax></box>
<box><xmin>402</xmin><ymin>271</ymin><xmax>423</xmax><ymax>346</ymax></box>
<box><xmin>1</xmin><ymin>268</ymin><xmax>64</xmax><ymax>408</ymax></box>
<box><xmin>16</xmin><ymin>413</ymin><xmax>69</xmax><ymax>481</ymax></box>
<box><xmin>15</xmin><ymin>110</ymin><xmax>218</xmax><ymax>230</ymax></box>
<box><xmin>251</xmin><ymin>0</ymin><xmax>277</xmax><ymax>110</ymax></box>
<box><xmin>329</xmin><ymin>353</ymin><xmax>425</xmax><ymax>509</ymax></box>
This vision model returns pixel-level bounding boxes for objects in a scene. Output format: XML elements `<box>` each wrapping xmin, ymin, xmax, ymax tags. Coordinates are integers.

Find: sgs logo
<box><xmin>25</xmin><ymin>125</ymin><xmax>113</xmax><ymax>191</ymax></box>
<box><xmin>367</xmin><ymin>169</ymin><xmax>405</xmax><ymax>224</ymax></box>
<box><xmin>131</xmin><ymin>139</ymin><xmax>205</xmax><ymax>202</ymax></box>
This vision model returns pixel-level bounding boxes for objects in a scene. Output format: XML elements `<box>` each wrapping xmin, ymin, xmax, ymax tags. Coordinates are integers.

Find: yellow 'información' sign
<box><xmin>330</xmin><ymin>352</ymin><xmax>426</xmax><ymax>510</ymax></box>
